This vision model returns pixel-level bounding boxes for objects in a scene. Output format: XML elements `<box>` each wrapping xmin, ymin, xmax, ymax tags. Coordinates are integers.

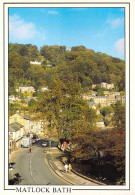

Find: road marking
<box><xmin>29</xmin><ymin>148</ymin><xmax>38</xmax><ymax>184</ymax></box>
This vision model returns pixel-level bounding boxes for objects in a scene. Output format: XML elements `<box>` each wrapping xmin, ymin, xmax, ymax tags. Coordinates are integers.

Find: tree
<box><xmin>28</xmin><ymin>99</ymin><xmax>37</xmax><ymax>107</ymax></box>
<box><xmin>113</xmin><ymin>101</ymin><xmax>125</xmax><ymax>132</ymax></box>
<box><xmin>19</xmin><ymin>45</ymin><xmax>29</xmax><ymax>56</ymax></box>
<box><xmin>71</xmin><ymin>121</ymin><xmax>101</xmax><ymax>160</ymax></box>
<box><xmin>71</xmin><ymin>46</ymin><xmax>86</xmax><ymax>51</ymax></box>
<box><xmin>100</xmin><ymin>106</ymin><xmax>113</xmax><ymax>117</ymax></box>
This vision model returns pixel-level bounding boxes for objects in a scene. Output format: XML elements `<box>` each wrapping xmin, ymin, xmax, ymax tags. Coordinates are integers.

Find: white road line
<box><xmin>29</xmin><ymin>148</ymin><xmax>38</xmax><ymax>184</ymax></box>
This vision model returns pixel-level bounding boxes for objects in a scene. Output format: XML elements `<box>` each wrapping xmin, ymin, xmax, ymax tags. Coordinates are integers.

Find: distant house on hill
<box><xmin>46</xmin><ymin>64</ymin><xmax>52</xmax><ymax>67</ymax></box>
<box><xmin>93</xmin><ymin>96</ymin><xmax>107</xmax><ymax>107</ymax></box>
<box><xmin>40</xmin><ymin>87</ymin><xmax>49</xmax><ymax>92</ymax></box>
<box><xmin>30</xmin><ymin>61</ymin><xmax>41</xmax><ymax>65</ymax></box>
<box><xmin>16</xmin><ymin>86</ymin><xmax>35</xmax><ymax>93</ymax></box>
<box><xmin>92</xmin><ymin>84</ymin><xmax>97</xmax><ymax>89</ymax></box>
<box><xmin>9</xmin><ymin>95</ymin><xmax>15</xmax><ymax>101</ymax></box>
<box><xmin>101</xmin><ymin>82</ymin><xmax>114</xmax><ymax>89</ymax></box>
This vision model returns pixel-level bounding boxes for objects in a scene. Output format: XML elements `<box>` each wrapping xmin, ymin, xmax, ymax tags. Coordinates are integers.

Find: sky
<box><xmin>9</xmin><ymin>7</ymin><xmax>125</xmax><ymax>60</ymax></box>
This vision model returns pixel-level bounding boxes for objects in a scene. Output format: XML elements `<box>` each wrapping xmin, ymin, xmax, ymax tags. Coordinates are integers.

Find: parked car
<box><xmin>32</xmin><ymin>140</ymin><xmax>36</xmax><ymax>144</ymax></box>
<box><xmin>36</xmin><ymin>137</ymin><xmax>41</xmax><ymax>141</ymax></box>
<box><xmin>42</xmin><ymin>142</ymin><xmax>47</xmax><ymax>147</ymax></box>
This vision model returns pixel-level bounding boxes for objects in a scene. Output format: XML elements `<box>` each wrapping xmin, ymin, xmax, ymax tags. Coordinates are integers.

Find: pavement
<box><xmin>45</xmin><ymin>147</ymin><xmax>105</xmax><ymax>185</ymax></box>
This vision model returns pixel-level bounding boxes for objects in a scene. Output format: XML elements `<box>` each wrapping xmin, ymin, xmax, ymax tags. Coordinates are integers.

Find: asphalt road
<box><xmin>11</xmin><ymin>140</ymin><xmax>67</xmax><ymax>185</ymax></box>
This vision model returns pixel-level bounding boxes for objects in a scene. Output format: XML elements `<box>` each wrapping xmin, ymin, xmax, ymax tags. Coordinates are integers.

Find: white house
<box><xmin>47</xmin><ymin>64</ymin><xmax>52</xmax><ymax>67</ymax></box>
<box><xmin>96</xmin><ymin>119</ymin><xmax>105</xmax><ymax>129</ymax></box>
<box><xmin>101</xmin><ymin>82</ymin><xmax>114</xmax><ymax>89</ymax></box>
<box><xmin>9</xmin><ymin>95</ymin><xmax>15</xmax><ymax>101</ymax></box>
<box><xmin>40</xmin><ymin>87</ymin><xmax>49</xmax><ymax>92</ymax></box>
<box><xmin>30</xmin><ymin>61</ymin><xmax>41</xmax><ymax>65</ymax></box>
<box><xmin>9</xmin><ymin>122</ymin><xmax>24</xmax><ymax>149</ymax></box>
<box><xmin>16</xmin><ymin>86</ymin><xmax>35</xmax><ymax>93</ymax></box>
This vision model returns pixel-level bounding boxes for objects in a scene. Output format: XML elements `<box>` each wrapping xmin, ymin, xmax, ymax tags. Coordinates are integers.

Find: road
<box><xmin>11</xmin><ymin>140</ymin><xmax>67</xmax><ymax>185</ymax></box>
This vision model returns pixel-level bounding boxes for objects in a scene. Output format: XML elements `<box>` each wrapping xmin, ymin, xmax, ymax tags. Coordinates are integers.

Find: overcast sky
<box><xmin>9</xmin><ymin>7</ymin><xmax>125</xmax><ymax>60</ymax></box>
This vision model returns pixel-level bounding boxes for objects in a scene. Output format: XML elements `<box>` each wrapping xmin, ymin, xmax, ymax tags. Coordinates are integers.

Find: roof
<box><xmin>9</xmin><ymin>122</ymin><xmax>24</xmax><ymax>132</ymax></box>
<box><xmin>9</xmin><ymin>113</ymin><xmax>23</xmax><ymax>119</ymax></box>
<box><xmin>97</xmin><ymin>119</ymin><xmax>104</xmax><ymax>122</ymax></box>
<box><xmin>24</xmin><ymin>115</ymin><xmax>30</xmax><ymax>120</ymax></box>
<box><xmin>88</xmin><ymin>101</ymin><xmax>95</xmax><ymax>106</ymax></box>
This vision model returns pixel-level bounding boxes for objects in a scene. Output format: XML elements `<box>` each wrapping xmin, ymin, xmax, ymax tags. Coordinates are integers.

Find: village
<box><xmin>9</xmin><ymin>81</ymin><xmax>125</xmax><ymax>153</ymax></box>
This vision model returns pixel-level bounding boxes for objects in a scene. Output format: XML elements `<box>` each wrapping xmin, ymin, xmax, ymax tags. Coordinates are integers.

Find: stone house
<box><xmin>107</xmin><ymin>93</ymin><xmax>116</xmax><ymax>104</ymax></box>
<box><xmin>101</xmin><ymin>82</ymin><xmax>114</xmax><ymax>89</ymax></box>
<box><xmin>93</xmin><ymin>96</ymin><xmax>108</xmax><ymax>107</ymax></box>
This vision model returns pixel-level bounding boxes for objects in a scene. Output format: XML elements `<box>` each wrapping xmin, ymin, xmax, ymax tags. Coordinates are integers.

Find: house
<box><xmin>104</xmin><ymin>91</ymin><xmax>110</xmax><ymax>96</ymax></box>
<box><xmin>40</xmin><ymin>87</ymin><xmax>49</xmax><ymax>92</ymax></box>
<box><xmin>9</xmin><ymin>122</ymin><xmax>24</xmax><ymax>149</ymax></box>
<box><xmin>29</xmin><ymin>120</ymin><xmax>42</xmax><ymax>135</ymax></box>
<box><xmin>101</xmin><ymin>82</ymin><xmax>114</xmax><ymax>89</ymax></box>
<box><xmin>112</xmin><ymin>92</ymin><xmax>120</xmax><ymax>96</ymax></box>
<box><xmin>47</xmin><ymin>64</ymin><xmax>52</xmax><ymax>67</ymax></box>
<box><xmin>16</xmin><ymin>86</ymin><xmax>35</xmax><ymax>93</ymax></box>
<box><xmin>91</xmin><ymin>91</ymin><xmax>97</xmax><ymax>96</ymax></box>
<box><xmin>9</xmin><ymin>113</ymin><xmax>30</xmax><ymax>135</ymax></box>
<box><xmin>88</xmin><ymin>101</ymin><xmax>95</xmax><ymax>107</ymax></box>
<box><xmin>96</xmin><ymin>119</ymin><xmax>105</xmax><ymax>129</ymax></box>
<box><xmin>30</xmin><ymin>61</ymin><xmax>41</xmax><ymax>65</ymax></box>
<box><xmin>93</xmin><ymin>96</ymin><xmax>108</xmax><ymax>107</ymax></box>
<box><xmin>92</xmin><ymin>84</ymin><xmax>97</xmax><ymax>89</ymax></box>
<box><xmin>121</xmin><ymin>96</ymin><xmax>125</xmax><ymax>104</ymax></box>
<box><xmin>91</xmin><ymin>105</ymin><xmax>100</xmax><ymax>115</ymax></box>
<box><xmin>9</xmin><ymin>95</ymin><xmax>15</xmax><ymax>101</ymax></box>
<box><xmin>9</xmin><ymin>113</ymin><xmax>26</xmax><ymax>133</ymax></box>
<box><xmin>23</xmin><ymin>115</ymin><xmax>31</xmax><ymax>134</ymax></box>
<box><xmin>107</xmin><ymin>93</ymin><xmax>116</xmax><ymax>104</ymax></box>
<box><xmin>82</xmin><ymin>94</ymin><xmax>91</xmax><ymax>100</ymax></box>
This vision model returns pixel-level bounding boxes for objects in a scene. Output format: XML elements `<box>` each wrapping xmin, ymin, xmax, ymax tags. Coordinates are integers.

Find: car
<box><xmin>32</xmin><ymin>140</ymin><xmax>36</xmax><ymax>144</ymax></box>
<box><xmin>42</xmin><ymin>142</ymin><xmax>47</xmax><ymax>147</ymax></box>
<box><xmin>36</xmin><ymin>137</ymin><xmax>41</xmax><ymax>141</ymax></box>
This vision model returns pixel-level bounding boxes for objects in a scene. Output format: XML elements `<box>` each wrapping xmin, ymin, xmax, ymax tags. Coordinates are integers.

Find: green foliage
<box><xmin>40</xmin><ymin>45</ymin><xmax>66</xmax><ymax>63</ymax></box>
<box><xmin>20</xmin><ymin>93</ymin><xmax>24</xmax><ymax>100</ymax></box>
<box><xmin>120</xmin><ymin>91</ymin><xmax>125</xmax><ymax>96</ymax></box>
<box><xmin>9</xmin><ymin>87</ymin><xmax>17</xmax><ymax>96</ymax></box>
<box><xmin>9</xmin><ymin>43</ymin><xmax>125</xmax><ymax>95</ymax></box>
<box><xmin>71</xmin><ymin>121</ymin><xmax>100</xmax><ymax>160</ymax></box>
<box><xmin>9</xmin><ymin>103</ymin><xmax>20</xmax><ymax>116</ymax></box>
<box><xmin>19</xmin><ymin>45</ymin><xmax>29</xmax><ymax>56</ymax></box>
<box><xmin>100</xmin><ymin>106</ymin><xmax>113</xmax><ymax>117</ymax></box>
<box><xmin>97</xmin><ymin>89</ymin><xmax>105</xmax><ymax>96</ymax></box>
<box><xmin>28</xmin><ymin>98</ymin><xmax>37</xmax><ymax>107</ymax></box>
<box><xmin>113</xmin><ymin>101</ymin><xmax>125</xmax><ymax>132</ymax></box>
<box><xmin>104</xmin><ymin>118</ymin><xmax>110</xmax><ymax>126</ymax></box>
<box><xmin>71</xmin><ymin>45</ymin><xmax>86</xmax><ymax>51</ymax></box>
